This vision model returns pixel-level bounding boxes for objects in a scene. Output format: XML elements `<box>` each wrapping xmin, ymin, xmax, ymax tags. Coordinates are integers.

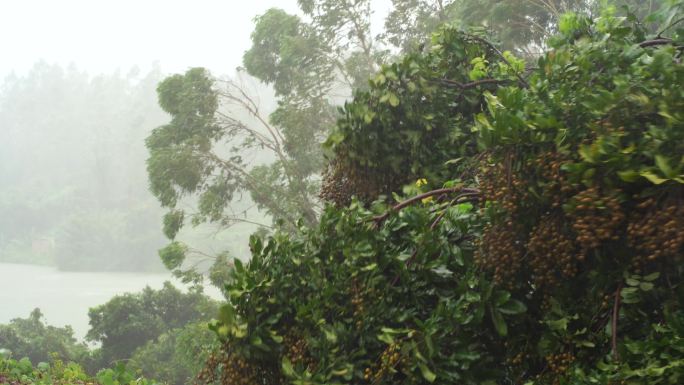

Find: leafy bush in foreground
<box><xmin>0</xmin><ymin>355</ymin><xmax>157</xmax><ymax>385</ymax></box>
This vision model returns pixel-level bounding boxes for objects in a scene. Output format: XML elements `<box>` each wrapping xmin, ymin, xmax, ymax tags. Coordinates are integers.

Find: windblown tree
<box><xmin>145</xmin><ymin>68</ymin><xmax>324</xmax><ymax>280</ymax></box>
<box><xmin>196</xmin><ymin>2</ymin><xmax>684</xmax><ymax>384</ymax></box>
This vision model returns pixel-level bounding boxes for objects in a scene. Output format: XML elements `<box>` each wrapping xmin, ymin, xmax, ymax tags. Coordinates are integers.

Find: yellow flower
<box><xmin>415</xmin><ymin>178</ymin><xmax>432</xmax><ymax>203</ymax></box>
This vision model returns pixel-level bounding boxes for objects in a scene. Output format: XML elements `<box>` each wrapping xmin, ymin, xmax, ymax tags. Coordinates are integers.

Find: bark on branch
<box><xmin>373</xmin><ymin>186</ymin><xmax>481</xmax><ymax>225</ymax></box>
<box><xmin>639</xmin><ymin>38</ymin><xmax>675</xmax><ymax>48</ymax></box>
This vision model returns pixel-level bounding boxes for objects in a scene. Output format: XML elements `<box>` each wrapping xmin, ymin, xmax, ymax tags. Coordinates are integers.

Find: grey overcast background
<box><xmin>0</xmin><ymin>0</ymin><xmax>392</xmax><ymax>78</ymax></box>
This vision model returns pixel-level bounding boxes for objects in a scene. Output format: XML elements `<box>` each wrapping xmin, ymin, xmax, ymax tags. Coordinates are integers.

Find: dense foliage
<box><xmin>86</xmin><ymin>282</ymin><xmax>217</xmax><ymax>368</ymax></box>
<box><xmin>0</xmin><ymin>355</ymin><xmax>158</xmax><ymax>385</ymax></box>
<box><xmin>1</xmin><ymin>283</ymin><xmax>218</xmax><ymax>385</ymax></box>
<box><xmin>129</xmin><ymin>322</ymin><xmax>217</xmax><ymax>385</ymax></box>
<box><xmin>0</xmin><ymin>310</ymin><xmax>88</xmax><ymax>366</ymax></box>
<box><xmin>322</xmin><ymin>27</ymin><xmax>526</xmax><ymax>204</ymax></box>
<box><xmin>201</xmin><ymin>2</ymin><xmax>684</xmax><ymax>385</ymax></box>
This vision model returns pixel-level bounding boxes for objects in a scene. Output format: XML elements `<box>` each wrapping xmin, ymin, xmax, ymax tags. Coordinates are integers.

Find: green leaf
<box><xmin>498</xmin><ymin>299</ymin><xmax>527</xmax><ymax>315</ymax></box>
<box><xmin>639</xmin><ymin>282</ymin><xmax>654</xmax><ymax>291</ymax></box>
<box><xmin>322</xmin><ymin>325</ymin><xmax>338</xmax><ymax>343</ymax></box>
<box><xmin>655</xmin><ymin>155</ymin><xmax>675</xmax><ymax>178</ymax></box>
<box><xmin>250</xmin><ymin>335</ymin><xmax>263</xmax><ymax>347</ymax></box>
<box><xmin>234</xmin><ymin>258</ymin><xmax>245</xmax><ymax>274</ymax></box>
<box><xmin>578</xmin><ymin>145</ymin><xmax>596</xmax><ymax>163</ymax></box>
<box><xmin>493</xmin><ymin>290</ymin><xmax>511</xmax><ymax>306</ymax></box>
<box><xmin>545</xmin><ymin>317</ymin><xmax>569</xmax><ymax>332</ymax></box>
<box><xmin>418</xmin><ymin>363</ymin><xmax>437</xmax><ymax>383</ymax></box>
<box><xmin>282</xmin><ymin>356</ymin><xmax>295</xmax><ymax>377</ymax></box>
<box><xmin>388</xmin><ymin>93</ymin><xmax>400</xmax><ymax>107</ymax></box>
<box><xmin>640</xmin><ymin>170</ymin><xmax>668</xmax><ymax>184</ymax></box>
<box><xmin>490</xmin><ymin>306</ymin><xmax>508</xmax><ymax>336</ymax></box>
<box><xmin>618</xmin><ymin>170</ymin><xmax>640</xmax><ymax>182</ymax></box>
<box><xmin>361</xmin><ymin>263</ymin><xmax>378</xmax><ymax>271</ymax></box>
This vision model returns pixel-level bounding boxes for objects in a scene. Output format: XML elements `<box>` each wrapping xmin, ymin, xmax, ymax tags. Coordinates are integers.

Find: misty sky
<box><xmin>1</xmin><ymin>0</ymin><xmax>392</xmax><ymax>78</ymax></box>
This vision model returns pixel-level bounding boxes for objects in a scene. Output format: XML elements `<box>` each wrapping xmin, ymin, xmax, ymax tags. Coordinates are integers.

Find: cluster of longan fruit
<box><xmin>364</xmin><ymin>343</ymin><xmax>405</xmax><ymax>383</ymax></box>
<box><xmin>196</xmin><ymin>351</ymin><xmax>220</xmax><ymax>384</ymax></box>
<box><xmin>197</xmin><ymin>351</ymin><xmax>260</xmax><ymax>385</ymax></box>
<box><xmin>475</xmin><ymin>222</ymin><xmax>525</xmax><ymax>287</ymax></box>
<box><xmin>545</xmin><ymin>352</ymin><xmax>575</xmax><ymax>375</ymax></box>
<box><xmin>627</xmin><ymin>196</ymin><xmax>684</xmax><ymax>264</ymax></box>
<box><xmin>533</xmin><ymin>151</ymin><xmax>574</xmax><ymax>208</ymax></box>
<box><xmin>320</xmin><ymin>158</ymin><xmax>391</xmax><ymax>207</ymax></box>
<box><xmin>480</xmin><ymin>156</ymin><xmax>530</xmax><ymax>216</ymax></box>
<box><xmin>507</xmin><ymin>351</ymin><xmax>528</xmax><ymax>366</ymax></box>
<box><xmin>350</xmin><ymin>280</ymin><xmax>368</xmax><ymax>329</ymax></box>
<box><xmin>569</xmin><ymin>187</ymin><xmax>625</xmax><ymax>253</ymax></box>
<box><xmin>283</xmin><ymin>333</ymin><xmax>316</xmax><ymax>371</ymax></box>
<box><xmin>320</xmin><ymin>161</ymin><xmax>356</xmax><ymax>207</ymax></box>
<box><xmin>284</xmin><ymin>334</ymin><xmax>306</xmax><ymax>363</ymax></box>
<box><xmin>526</xmin><ymin>214</ymin><xmax>578</xmax><ymax>288</ymax></box>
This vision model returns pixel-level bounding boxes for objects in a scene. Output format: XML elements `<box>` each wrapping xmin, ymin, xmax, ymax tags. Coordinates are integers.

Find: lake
<box><xmin>0</xmin><ymin>263</ymin><xmax>222</xmax><ymax>341</ymax></box>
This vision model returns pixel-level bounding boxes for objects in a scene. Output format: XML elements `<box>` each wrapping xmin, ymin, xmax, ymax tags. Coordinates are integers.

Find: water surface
<box><xmin>0</xmin><ymin>263</ymin><xmax>221</xmax><ymax>341</ymax></box>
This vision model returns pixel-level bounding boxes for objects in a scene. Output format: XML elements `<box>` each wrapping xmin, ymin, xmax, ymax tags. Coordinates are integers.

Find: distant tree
<box><xmin>0</xmin><ymin>308</ymin><xmax>88</xmax><ymax>364</ymax></box>
<box><xmin>129</xmin><ymin>322</ymin><xmax>217</xmax><ymax>385</ymax></box>
<box><xmin>86</xmin><ymin>282</ymin><xmax>217</xmax><ymax>366</ymax></box>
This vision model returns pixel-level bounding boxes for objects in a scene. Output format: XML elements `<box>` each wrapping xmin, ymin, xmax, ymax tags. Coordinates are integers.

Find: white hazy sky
<box><xmin>0</xmin><ymin>0</ymin><xmax>392</xmax><ymax>78</ymax></box>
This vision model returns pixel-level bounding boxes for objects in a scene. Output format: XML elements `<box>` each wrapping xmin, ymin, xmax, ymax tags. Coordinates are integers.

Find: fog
<box><xmin>0</xmin><ymin>0</ymin><xmax>396</xmax><ymax>353</ymax></box>
<box><xmin>0</xmin><ymin>0</ymin><xmax>310</xmax><ymax>336</ymax></box>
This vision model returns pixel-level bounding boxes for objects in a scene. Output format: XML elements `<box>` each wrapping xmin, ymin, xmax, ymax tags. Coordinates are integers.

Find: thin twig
<box><xmin>656</xmin><ymin>16</ymin><xmax>684</xmax><ymax>39</ymax></box>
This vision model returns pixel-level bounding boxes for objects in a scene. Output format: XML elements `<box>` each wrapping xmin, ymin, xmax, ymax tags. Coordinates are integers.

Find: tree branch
<box><xmin>638</xmin><ymin>38</ymin><xmax>676</xmax><ymax>48</ymax></box>
<box><xmin>435</xmin><ymin>78</ymin><xmax>513</xmax><ymax>89</ymax></box>
<box><xmin>373</xmin><ymin>186</ymin><xmax>481</xmax><ymax>225</ymax></box>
